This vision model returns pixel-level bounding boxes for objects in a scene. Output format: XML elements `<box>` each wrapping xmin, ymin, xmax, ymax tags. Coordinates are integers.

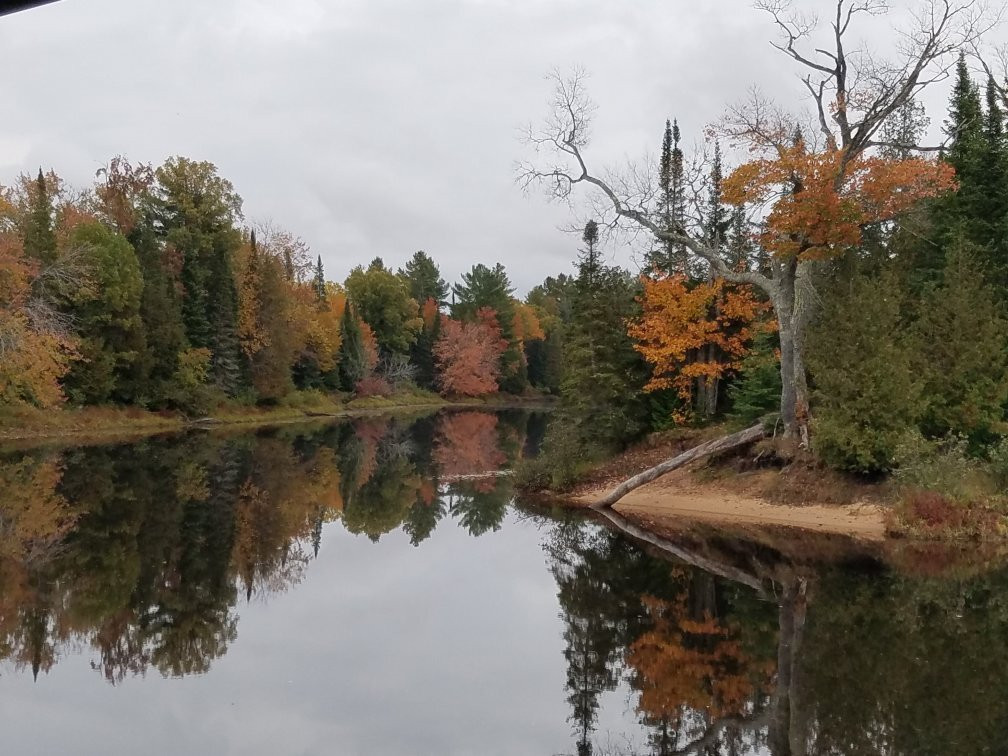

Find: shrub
<box><xmin>355</xmin><ymin>375</ymin><xmax>393</xmax><ymax>398</ymax></box>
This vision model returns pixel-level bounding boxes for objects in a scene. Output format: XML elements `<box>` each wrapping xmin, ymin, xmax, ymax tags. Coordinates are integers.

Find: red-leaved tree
<box><xmin>434</xmin><ymin>307</ymin><xmax>507</xmax><ymax>397</ymax></box>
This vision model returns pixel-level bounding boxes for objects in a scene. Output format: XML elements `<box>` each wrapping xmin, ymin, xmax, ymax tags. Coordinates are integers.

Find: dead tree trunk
<box><xmin>592</xmin><ymin>421</ymin><xmax>766</xmax><ymax>508</ymax></box>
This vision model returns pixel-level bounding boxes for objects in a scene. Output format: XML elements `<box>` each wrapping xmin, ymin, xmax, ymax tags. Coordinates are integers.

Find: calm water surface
<box><xmin>0</xmin><ymin>410</ymin><xmax>1006</xmax><ymax>755</ymax></box>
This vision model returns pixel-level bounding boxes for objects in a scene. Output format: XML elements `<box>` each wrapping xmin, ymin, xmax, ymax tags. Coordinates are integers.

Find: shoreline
<box><xmin>0</xmin><ymin>394</ymin><xmax>557</xmax><ymax>447</ymax></box>
<box><xmin>575</xmin><ymin>479</ymin><xmax>887</xmax><ymax>542</ymax></box>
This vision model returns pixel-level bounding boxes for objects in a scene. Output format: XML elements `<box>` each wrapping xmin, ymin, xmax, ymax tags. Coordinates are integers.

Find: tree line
<box><xmin>0</xmin><ymin>157</ymin><xmax>567</xmax><ymax>415</ymax></box>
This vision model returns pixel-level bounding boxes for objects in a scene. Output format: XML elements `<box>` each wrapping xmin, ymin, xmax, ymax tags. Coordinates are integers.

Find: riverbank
<box><xmin>0</xmin><ymin>391</ymin><xmax>557</xmax><ymax>445</ymax></box>
<box><xmin>536</xmin><ymin>427</ymin><xmax>894</xmax><ymax>542</ymax></box>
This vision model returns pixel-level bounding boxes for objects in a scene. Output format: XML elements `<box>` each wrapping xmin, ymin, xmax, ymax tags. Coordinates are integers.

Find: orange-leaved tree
<box><xmin>434</xmin><ymin>307</ymin><xmax>508</xmax><ymax>397</ymax></box>
<box><xmin>0</xmin><ymin>226</ymin><xmax>76</xmax><ymax>408</ymax></box>
<box><xmin>629</xmin><ymin>274</ymin><xmax>770</xmax><ymax>422</ymax></box>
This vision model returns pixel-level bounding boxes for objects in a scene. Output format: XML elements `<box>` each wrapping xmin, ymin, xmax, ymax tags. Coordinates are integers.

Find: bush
<box><xmin>355</xmin><ymin>375</ymin><xmax>393</xmax><ymax>398</ymax></box>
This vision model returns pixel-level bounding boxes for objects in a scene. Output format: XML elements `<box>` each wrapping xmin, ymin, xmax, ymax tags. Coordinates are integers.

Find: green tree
<box><xmin>22</xmin><ymin>169</ymin><xmax>57</xmax><ymax>265</ymax></box>
<box><xmin>807</xmin><ymin>267</ymin><xmax>922</xmax><ymax>473</ymax></box>
<box><xmin>562</xmin><ymin>224</ymin><xmax>649</xmax><ymax>449</ymax></box>
<box><xmin>400</xmin><ymin>251</ymin><xmax>448</xmax><ymax>305</ymax></box>
<box><xmin>155</xmin><ymin>156</ymin><xmax>245</xmax><ymax>395</ymax></box>
<box><xmin>313</xmin><ymin>255</ymin><xmax>326</xmax><ymax>303</ymax></box>
<box><xmin>337</xmin><ymin>303</ymin><xmax>367</xmax><ymax>392</ymax></box>
<box><xmin>345</xmin><ymin>259</ymin><xmax>421</xmax><ymax>356</ymax></box>
<box><xmin>61</xmin><ymin>222</ymin><xmax>146</xmax><ymax>405</ymax></box>
<box><xmin>913</xmin><ymin>241</ymin><xmax>1008</xmax><ymax>446</ymax></box>
<box><xmin>647</xmin><ymin>119</ymin><xmax>686</xmax><ymax>275</ymax></box>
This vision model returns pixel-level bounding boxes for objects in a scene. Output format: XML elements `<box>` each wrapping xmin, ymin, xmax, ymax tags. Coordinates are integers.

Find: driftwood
<box><xmin>593</xmin><ymin>421</ymin><xmax>767</xmax><ymax>509</ymax></box>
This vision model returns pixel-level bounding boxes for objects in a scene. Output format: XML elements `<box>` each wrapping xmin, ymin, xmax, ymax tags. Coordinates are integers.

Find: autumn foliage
<box><xmin>723</xmin><ymin>144</ymin><xmax>957</xmax><ymax>260</ymax></box>
<box><xmin>434</xmin><ymin>411</ymin><xmax>507</xmax><ymax>490</ymax></box>
<box><xmin>628</xmin><ymin>591</ymin><xmax>773</xmax><ymax>724</ymax></box>
<box><xmin>628</xmin><ymin>274</ymin><xmax>769</xmax><ymax>407</ymax></box>
<box><xmin>434</xmin><ymin>308</ymin><xmax>508</xmax><ymax>396</ymax></box>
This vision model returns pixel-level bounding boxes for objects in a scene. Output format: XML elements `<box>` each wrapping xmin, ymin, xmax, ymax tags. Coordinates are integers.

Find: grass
<box><xmin>0</xmin><ymin>388</ymin><xmax>553</xmax><ymax>444</ymax></box>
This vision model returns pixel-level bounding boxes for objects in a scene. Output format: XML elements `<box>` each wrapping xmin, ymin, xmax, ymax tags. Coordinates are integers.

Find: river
<box><xmin>0</xmin><ymin>409</ymin><xmax>1006</xmax><ymax>755</ymax></box>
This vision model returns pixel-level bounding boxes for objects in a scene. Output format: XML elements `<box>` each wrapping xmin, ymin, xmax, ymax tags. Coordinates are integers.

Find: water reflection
<box><xmin>0</xmin><ymin>411</ymin><xmax>531</xmax><ymax>686</ymax></box>
<box><xmin>2</xmin><ymin>411</ymin><xmax>1008</xmax><ymax>754</ymax></box>
<box><xmin>549</xmin><ymin>515</ymin><xmax>1008</xmax><ymax>756</ymax></box>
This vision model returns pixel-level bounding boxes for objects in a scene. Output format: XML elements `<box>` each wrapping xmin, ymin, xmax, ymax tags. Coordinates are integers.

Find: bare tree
<box><xmin>518</xmin><ymin>0</ymin><xmax>994</xmax><ymax>443</ymax></box>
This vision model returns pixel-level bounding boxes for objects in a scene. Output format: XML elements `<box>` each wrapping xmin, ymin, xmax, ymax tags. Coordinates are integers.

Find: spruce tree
<box><xmin>807</xmin><ymin>267</ymin><xmax>922</xmax><ymax>473</ymax></box>
<box><xmin>648</xmin><ymin>119</ymin><xmax>687</xmax><ymax>274</ymax></box>
<box><xmin>979</xmin><ymin>75</ymin><xmax>1008</xmax><ymax>290</ymax></box>
<box><xmin>562</xmin><ymin>231</ymin><xmax>649</xmax><ymax>449</ymax></box>
<box><xmin>338</xmin><ymin>302</ymin><xmax>366</xmax><ymax>392</ymax></box>
<box><xmin>22</xmin><ymin>168</ymin><xmax>57</xmax><ymax>265</ymax></box>
<box><xmin>313</xmin><ymin>255</ymin><xmax>326</xmax><ymax>303</ymax></box>
<box><xmin>913</xmin><ymin>240</ymin><xmax>1008</xmax><ymax>447</ymax></box>
<box><xmin>931</xmin><ymin>52</ymin><xmax>985</xmax><ymax>261</ymax></box>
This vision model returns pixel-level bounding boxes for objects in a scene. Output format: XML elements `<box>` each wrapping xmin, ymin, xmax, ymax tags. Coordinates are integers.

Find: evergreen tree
<box><xmin>931</xmin><ymin>53</ymin><xmax>985</xmax><ymax>261</ymax></box>
<box><xmin>22</xmin><ymin>168</ymin><xmax>57</xmax><ymax>265</ymax></box>
<box><xmin>879</xmin><ymin>96</ymin><xmax>930</xmax><ymax>159</ymax></box>
<box><xmin>728</xmin><ymin>329</ymin><xmax>781</xmax><ymax>426</ymax></box>
<box><xmin>704</xmin><ymin>141</ymin><xmax>728</xmax><ymax>253</ymax></box>
<box><xmin>562</xmin><ymin>239</ymin><xmax>649</xmax><ymax>449</ymax></box>
<box><xmin>807</xmin><ymin>267</ymin><xmax>922</xmax><ymax>473</ymax></box>
<box><xmin>913</xmin><ymin>240</ymin><xmax>1008</xmax><ymax>446</ymax></box>
<box><xmin>313</xmin><ymin>255</ymin><xmax>327</xmax><ymax>303</ymax></box>
<box><xmin>648</xmin><ymin>120</ymin><xmax>686</xmax><ymax>274</ymax></box>
<box><xmin>400</xmin><ymin>250</ymin><xmax>448</xmax><ymax>305</ymax></box>
<box><xmin>338</xmin><ymin>302</ymin><xmax>367</xmax><ymax>392</ymax></box>
<box><xmin>155</xmin><ymin>157</ymin><xmax>246</xmax><ymax>396</ymax></box>
<box><xmin>409</xmin><ymin>306</ymin><xmax>440</xmax><ymax>391</ymax></box>
<box><xmin>979</xmin><ymin>75</ymin><xmax>1008</xmax><ymax>290</ymax></box>
<box><xmin>452</xmin><ymin>263</ymin><xmax>526</xmax><ymax>392</ymax></box>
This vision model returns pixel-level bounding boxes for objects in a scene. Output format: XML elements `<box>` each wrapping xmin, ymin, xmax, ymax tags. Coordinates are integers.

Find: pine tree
<box><xmin>22</xmin><ymin>169</ymin><xmax>57</xmax><ymax>265</ymax></box>
<box><xmin>562</xmin><ymin>238</ymin><xmax>649</xmax><ymax>449</ymax></box>
<box><xmin>933</xmin><ymin>53</ymin><xmax>985</xmax><ymax>252</ymax></box>
<box><xmin>400</xmin><ymin>250</ymin><xmax>448</xmax><ymax>305</ymax></box>
<box><xmin>580</xmin><ymin>220</ymin><xmax>600</xmax><ymax>285</ymax></box>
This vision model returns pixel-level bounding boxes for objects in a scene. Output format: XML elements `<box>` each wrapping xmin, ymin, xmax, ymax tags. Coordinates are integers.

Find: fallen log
<box><xmin>593</xmin><ymin>421</ymin><xmax>767</xmax><ymax>509</ymax></box>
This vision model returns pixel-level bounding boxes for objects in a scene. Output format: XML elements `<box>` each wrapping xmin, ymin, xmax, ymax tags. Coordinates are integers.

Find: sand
<box><xmin>579</xmin><ymin>479</ymin><xmax>887</xmax><ymax>541</ymax></box>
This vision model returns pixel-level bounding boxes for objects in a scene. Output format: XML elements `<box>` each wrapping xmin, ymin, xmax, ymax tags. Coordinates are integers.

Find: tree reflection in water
<box><xmin>0</xmin><ymin>410</ymin><xmax>527</xmax><ymax>683</ymax></box>
<box><xmin>547</xmin><ymin>510</ymin><xmax>1008</xmax><ymax>755</ymax></box>
<box><xmin>4</xmin><ymin>411</ymin><xmax>1008</xmax><ymax>755</ymax></box>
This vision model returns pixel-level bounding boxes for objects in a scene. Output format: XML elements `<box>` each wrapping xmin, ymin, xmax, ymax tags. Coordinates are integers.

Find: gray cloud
<box><xmin>0</xmin><ymin>0</ymin><xmax>981</xmax><ymax>293</ymax></box>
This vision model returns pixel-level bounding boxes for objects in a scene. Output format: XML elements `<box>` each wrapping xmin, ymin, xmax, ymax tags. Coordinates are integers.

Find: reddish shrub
<box><xmin>354</xmin><ymin>375</ymin><xmax>393</xmax><ymax>398</ymax></box>
<box><xmin>907</xmin><ymin>489</ymin><xmax>965</xmax><ymax>529</ymax></box>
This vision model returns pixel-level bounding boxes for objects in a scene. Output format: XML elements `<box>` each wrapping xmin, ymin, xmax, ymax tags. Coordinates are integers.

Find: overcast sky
<box><xmin>0</xmin><ymin>0</ymin><xmax>994</xmax><ymax>294</ymax></box>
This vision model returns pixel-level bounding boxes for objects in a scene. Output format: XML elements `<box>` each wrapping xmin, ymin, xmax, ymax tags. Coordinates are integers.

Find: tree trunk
<box><xmin>593</xmin><ymin>421</ymin><xmax>766</xmax><ymax>508</ymax></box>
<box><xmin>771</xmin><ymin>259</ymin><xmax>811</xmax><ymax>444</ymax></box>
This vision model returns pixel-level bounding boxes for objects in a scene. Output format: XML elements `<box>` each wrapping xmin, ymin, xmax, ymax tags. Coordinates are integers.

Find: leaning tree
<box><xmin>519</xmin><ymin>0</ymin><xmax>995</xmax><ymax>445</ymax></box>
